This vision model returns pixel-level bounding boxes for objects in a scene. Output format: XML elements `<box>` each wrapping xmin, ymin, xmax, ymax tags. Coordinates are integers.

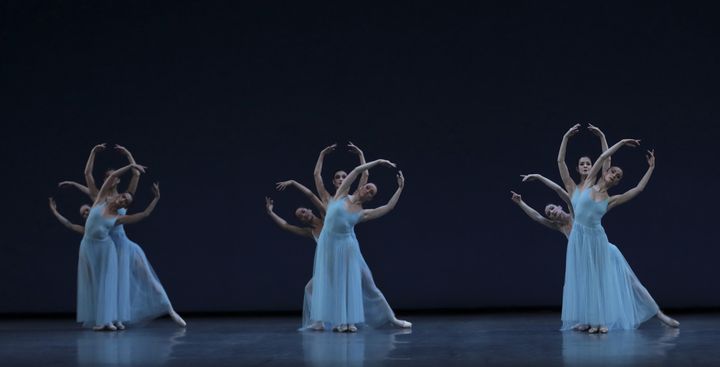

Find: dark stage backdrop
<box><xmin>1</xmin><ymin>2</ymin><xmax>718</xmax><ymax>314</ymax></box>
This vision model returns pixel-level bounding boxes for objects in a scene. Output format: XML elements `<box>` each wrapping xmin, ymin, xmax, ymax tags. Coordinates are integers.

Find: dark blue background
<box><xmin>1</xmin><ymin>1</ymin><xmax>718</xmax><ymax>313</ymax></box>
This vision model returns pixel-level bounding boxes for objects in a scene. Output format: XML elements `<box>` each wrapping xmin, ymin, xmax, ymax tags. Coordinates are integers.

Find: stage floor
<box><xmin>0</xmin><ymin>313</ymin><xmax>717</xmax><ymax>366</ymax></box>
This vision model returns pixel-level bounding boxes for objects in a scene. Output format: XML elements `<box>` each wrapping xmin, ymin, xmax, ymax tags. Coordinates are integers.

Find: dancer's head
<box><xmin>356</xmin><ymin>183</ymin><xmax>378</xmax><ymax>202</ymax></box>
<box><xmin>544</xmin><ymin>203</ymin><xmax>569</xmax><ymax>223</ymax></box>
<box><xmin>79</xmin><ymin>204</ymin><xmax>91</xmax><ymax>220</ymax></box>
<box><xmin>294</xmin><ymin>207</ymin><xmax>316</xmax><ymax>224</ymax></box>
<box><xmin>111</xmin><ymin>192</ymin><xmax>134</xmax><ymax>208</ymax></box>
<box><xmin>332</xmin><ymin>170</ymin><xmax>348</xmax><ymax>189</ymax></box>
<box><xmin>577</xmin><ymin>156</ymin><xmax>592</xmax><ymax>176</ymax></box>
<box><xmin>104</xmin><ymin>168</ymin><xmax>121</xmax><ymax>186</ymax></box>
<box><xmin>603</xmin><ymin>166</ymin><xmax>624</xmax><ymax>188</ymax></box>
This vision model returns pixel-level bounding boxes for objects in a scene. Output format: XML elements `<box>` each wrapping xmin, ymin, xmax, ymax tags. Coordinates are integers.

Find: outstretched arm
<box><xmin>84</xmin><ymin>143</ymin><xmax>106</xmax><ymax>199</ymax></box>
<box><xmin>359</xmin><ymin>171</ymin><xmax>404</xmax><ymax>222</ymax></box>
<box><xmin>115</xmin><ymin>144</ymin><xmax>142</xmax><ymax>196</ymax></box>
<box><xmin>48</xmin><ymin>198</ymin><xmax>84</xmax><ymax>234</ymax></box>
<box><xmin>276</xmin><ymin>180</ymin><xmax>326</xmax><ymax>215</ymax></box>
<box><xmin>265</xmin><ymin>197</ymin><xmax>314</xmax><ymax>238</ymax></box>
<box><xmin>336</xmin><ymin>159</ymin><xmax>396</xmax><ymax>198</ymax></box>
<box><xmin>608</xmin><ymin>150</ymin><xmax>655</xmax><ymax>211</ymax></box>
<box><xmin>58</xmin><ymin>181</ymin><xmax>91</xmax><ymax>197</ymax></box>
<box><xmin>521</xmin><ymin>174</ymin><xmax>573</xmax><ymax>216</ymax></box>
<box><xmin>348</xmin><ymin>142</ymin><xmax>369</xmax><ymax>192</ymax></box>
<box><xmin>588</xmin><ymin>124</ymin><xmax>611</xmax><ymax>174</ymax></box>
<box><xmin>94</xmin><ymin>163</ymin><xmax>146</xmax><ymax>205</ymax></box>
<box><xmin>585</xmin><ymin>138</ymin><xmax>641</xmax><ymax>187</ymax></box>
<box><xmin>116</xmin><ymin>182</ymin><xmax>159</xmax><ymax>225</ymax></box>
<box><xmin>510</xmin><ymin>191</ymin><xmax>558</xmax><ymax>231</ymax></box>
<box><xmin>313</xmin><ymin>144</ymin><xmax>336</xmax><ymax>204</ymax></box>
<box><xmin>558</xmin><ymin>124</ymin><xmax>580</xmax><ymax>194</ymax></box>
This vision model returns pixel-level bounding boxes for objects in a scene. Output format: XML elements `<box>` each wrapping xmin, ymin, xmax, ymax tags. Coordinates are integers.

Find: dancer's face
<box><xmin>577</xmin><ymin>157</ymin><xmax>592</xmax><ymax>176</ymax></box>
<box><xmin>79</xmin><ymin>205</ymin><xmax>91</xmax><ymax>220</ymax></box>
<box><xmin>333</xmin><ymin>171</ymin><xmax>347</xmax><ymax>189</ymax></box>
<box><xmin>295</xmin><ymin>207</ymin><xmax>314</xmax><ymax>223</ymax></box>
<box><xmin>113</xmin><ymin>193</ymin><xmax>133</xmax><ymax>208</ymax></box>
<box><xmin>544</xmin><ymin>204</ymin><xmax>566</xmax><ymax>222</ymax></box>
<box><xmin>604</xmin><ymin>167</ymin><xmax>623</xmax><ymax>187</ymax></box>
<box><xmin>357</xmin><ymin>183</ymin><xmax>377</xmax><ymax>202</ymax></box>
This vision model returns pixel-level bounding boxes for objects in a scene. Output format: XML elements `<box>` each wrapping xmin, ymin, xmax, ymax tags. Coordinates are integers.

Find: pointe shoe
<box><xmin>392</xmin><ymin>319</ymin><xmax>413</xmax><ymax>329</ymax></box>
<box><xmin>333</xmin><ymin>324</ymin><xmax>348</xmax><ymax>332</ymax></box>
<box><xmin>598</xmin><ymin>326</ymin><xmax>609</xmax><ymax>334</ymax></box>
<box><xmin>170</xmin><ymin>310</ymin><xmax>187</xmax><ymax>327</ymax></box>
<box><xmin>114</xmin><ymin>322</ymin><xmax>125</xmax><ymax>330</ymax></box>
<box><xmin>310</xmin><ymin>322</ymin><xmax>325</xmax><ymax>331</ymax></box>
<box><xmin>587</xmin><ymin>327</ymin><xmax>599</xmax><ymax>334</ymax></box>
<box><xmin>572</xmin><ymin>324</ymin><xmax>590</xmax><ymax>332</ymax></box>
<box><xmin>658</xmin><ymin>311</ymin><xmax>680</xmax><ymax>328</ymax></box>
<box><xmin>347</xmin><ymin>324</ymin><xmax>357</xmax><ymax>333</ymax></box>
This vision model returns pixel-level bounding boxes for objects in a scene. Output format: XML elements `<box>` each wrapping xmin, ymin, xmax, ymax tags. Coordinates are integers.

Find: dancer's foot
<box><xmin>333</xmin><ymin>324</ymin><xmax>348</xmax><ymax>332</ymax></box>
<box><xmin>114</xmin><ymin>321</ymin><xmax>125</xmax><ymax>330</ymax></box>
<box><xmin>587</xmin><ymin>326</ymin><xmax>599</xmax><ymax>334</ymax></box>
<box><xmin>391</xmin><ymin>318</ymin><xmax>412</xmax><ymax>329</ymax></box>
<box><xmin>572</xmin><ymin>324</ymin><xmax>590</xmax><ymax>332</ymax></box>
<box><xmin>657</xmin><ymin>311</ymin><xmax>680</xmax><ymax>328</ymax></box>
<box><xmin>347</xmin><ymin>324</ymin><xmax>357</xmax><ymax>333</ymax></box>
<box><xmin>310</xmin><ymin>321</ymin><xmax>325</xmax><ymax>331</ymax></box>
<box><xmin>598</xmin><ymin>326</ymin><xmax>609</xmax><ymax>334</ymax></box>
<box><xmin>169</xmin><ymin>310</ymin><xmax>187</xmax><ymax>327</ymax></box>
<box><xmin>93</xmin><ymin>324</ymin><xmax>117</xmax><ymax>331</ymax></box>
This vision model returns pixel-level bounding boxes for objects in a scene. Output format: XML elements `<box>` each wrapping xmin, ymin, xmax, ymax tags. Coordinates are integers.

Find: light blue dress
<box><xmin>562</xmin><ymin>188</ymin><xmax>659</xmax><ymax>330</ymax></box>
<box><xmin>77</xmin><ymin>202</ymin><xmax>119</xmax><ymax>327</ymax></box>
<box><xmin>308</xmin><ymin>196</ymin><xmax>399</xmax><ymax>328</ymax></box>
<box><xmin>112</xmin><ymin>208</ymin><xmax>172</xmax><ymax>324</ymax></box>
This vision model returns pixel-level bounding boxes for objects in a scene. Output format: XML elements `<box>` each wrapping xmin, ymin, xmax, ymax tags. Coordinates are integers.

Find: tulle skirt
<box><xmin>562</xmin><ymin>222</ymin><xmax>658</xmax><ymax>331</ymax></box>
<box><xmin>77</xmin><ymin>237</ymin><xmax>118</xmax><ymax>327</ymax></box>
<box><xmin>114</xmin><ymin>233</ymin><xmax>172</xmax><ymax>324</ymax></box>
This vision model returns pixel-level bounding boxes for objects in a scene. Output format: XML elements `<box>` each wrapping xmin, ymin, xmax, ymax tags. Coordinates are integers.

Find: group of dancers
<box><xmin>512</xmin><ymin>124</ymin><xmax>679</xmax><ymax>333</ymax></box>
<box><xmin>49</xmin><ymin>144</ymin><xmax>185</xmax><ymax>331</ymax></box>
<box><xmin>50</xmin><ymin>126</ymin><xmax>679</xmax><ymax>334</ymax></box>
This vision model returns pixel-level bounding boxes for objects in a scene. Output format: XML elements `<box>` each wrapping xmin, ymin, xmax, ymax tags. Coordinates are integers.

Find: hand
<box><xmin>520</xmin><ymin>174</ymin><xmax>538</xmax><ymax>182</ymax></box>
<box><xmin>510</xmin><ymin>191</ymin><xmax>522</xmax><ymax>204</ymax></box>
<box><xmin>320</xmin><ymin>143</ymin><xmax>337</xmax><ymax>155</ymax></box>
<box><xmin>275</xmin><ymin>180</ymin><xmax>294</xmax><ymax>191</ymax></box>
<box><xmin>114</xmin><ymin>144</ymin><xmax>131</xmax><ymax>156</ymax></box>
<box><xmin>265</xmin><ymin>197</ymin><xmax>274</xmax><ymax>212</ymax></box>
<box><xmin>646</xmin><ymin>149</ymin><xmax>655</xmax><ymax>167</ymax></box>
<box><xmin>48</xmin><ymin>197</ymin><xmax>57</xmax><ymax>211</ymax></box>
<box><xmin>131</xmin><ymin>164</ymin><xmax>147</xmax><ymax>174</ymax></box>
<box><xmin>92</xmin><ymin>143</ymin><xmax>107</xmax><ymax>153</ymax></box>
<box><xmin>375</xmin><ymin>159</ymin><xmax>396</xmax><ymax>168</ymax></box>
<box><xmin>58</xmin><ymin>181</ymin><xmax>73</xmax><ymax>188</ymax></box>
<box><xmin>621</xmin><ymin>138</ymin><xmax>641</xmax><ymax>148</ymax></box>
<box><xmin>564</xmin><ymin>124</ymin><xmax>581</xmax><ymax>138</ymax></box>
<box><xmin>587</xmin><ymin>123</ymin><xmax>604</xmax><ymax>137</ymax></box>
<box><xmin>151</xmin><ymin>182</ymin><xmax>160</xmax><ymax>197</ymax></box>
<box><xmin>397</xmin><ymin>170</ymin><xmax>405</xmax><ymax>189</ymax></box>
<box><xmin>347</xmin><ymin>141</ymin><xmax>363</xmax><ymax>155</ymax></box>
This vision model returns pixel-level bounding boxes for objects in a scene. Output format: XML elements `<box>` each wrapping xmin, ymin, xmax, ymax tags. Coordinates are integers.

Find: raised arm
<box><xmin>313</xmin><ymin>144</ymin><xmax>336</xmax><ymax>204</ymax></box>
<box><xmin>115</xmin><ymin>182</ymin><xmax>159</xmax><ymax>225</ymax></box>
<box><xmin>359</xmin><ymin>171</ymin><xmax>404</xmax><ymax>222</ymax></box>
<box><xmin>521</xmin><ymin>173</ymin><xmax>573</xmax><ymax>216</ymax></box>
<box><xmin>510</xmin><ymin>191</ymin><xmax>558</xmax><ymax>231</ymax></box>
<box><xmin>347</xmin><ymin>142</ymin><xmax>369</xmax><ymax>192</ymax></box>
<box><xmin>265</xmin><ymin>197</ymin><xmax>314</xmax><ymax>238</ymax></box>
<box><xmin>588</xmin><ymin>124</ymin><xmax>611</xmax><ymax>174</ymax></box>
<box><xmin>608</xmin><ymin>150</ymin><xmax>655</xmax><ymax>211</ymax></box>
<box><xmin>115</xmin><ymin>144</ymin><xmax>141</xmax><ymax>196</ymax></box>
<box><xmin>84</xmin><ymin>143</ymin><xmax>106</xmax><ymax>199</ymax></box>
<box><xmin>336</xmin><ymin>159</ymin><xmax>396</xmax><ymax>199</ymax></box>
<box><xmin>58</xmin><ymin>181</ymin><xmax>91</xmax><ymax>197</ymax></box>
<box><xmin>94</xmin><ymin>163</ymin><xmax>146</xmax><ymax>205</ymax></box>
<box><xmin>48</xmin><ymin>198</ymin><xmax>84</xmax><ymax>234</ymax></box>
<box><xmin>276</xmin><ymin>180</ymin><xmax>326</xmax><ymax>215</ymax></box>
<box><xmin>557</xmin><ymin>124</ymin><xmax>580</xmax><ymax>193</ymax></box>
<box><xmin>585</xmin><ymin>138</ymin><xmax>641</xmax><ymax>186</ymax></box>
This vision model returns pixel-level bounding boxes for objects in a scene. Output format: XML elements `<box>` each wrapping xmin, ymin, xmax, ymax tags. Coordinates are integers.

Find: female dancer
<box><xmin>310</xmin><ymin>159</ymin><xmax>410</xmax><ymax>332</ymax></box>
<box><xmin>76</xmin><ymin>164</ymin><xmax>146</xmax><ymax>330</ymax></box>
<box><xmin>60</xmin><ymin>144</ymin><xmax>185</xmax><ymax>328</ymax></box>
<box><xmin>314</xmin><ymin>142</ymin><xmax>369</xmax><ymax>205</ymax></box>
<box><xmin>558</xmin><ymin>123</ymin><xmax>612</xmax><ymax>196</ymax></box>
<box><xmin>510</xmin><ymin>175</ymin><xmax>679</xmax><ymax>330</ymax></box>
<box><xmin>560</xmin><ymin>138</ymin><xmax>663</xmax><ymax>333</ymax></box>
